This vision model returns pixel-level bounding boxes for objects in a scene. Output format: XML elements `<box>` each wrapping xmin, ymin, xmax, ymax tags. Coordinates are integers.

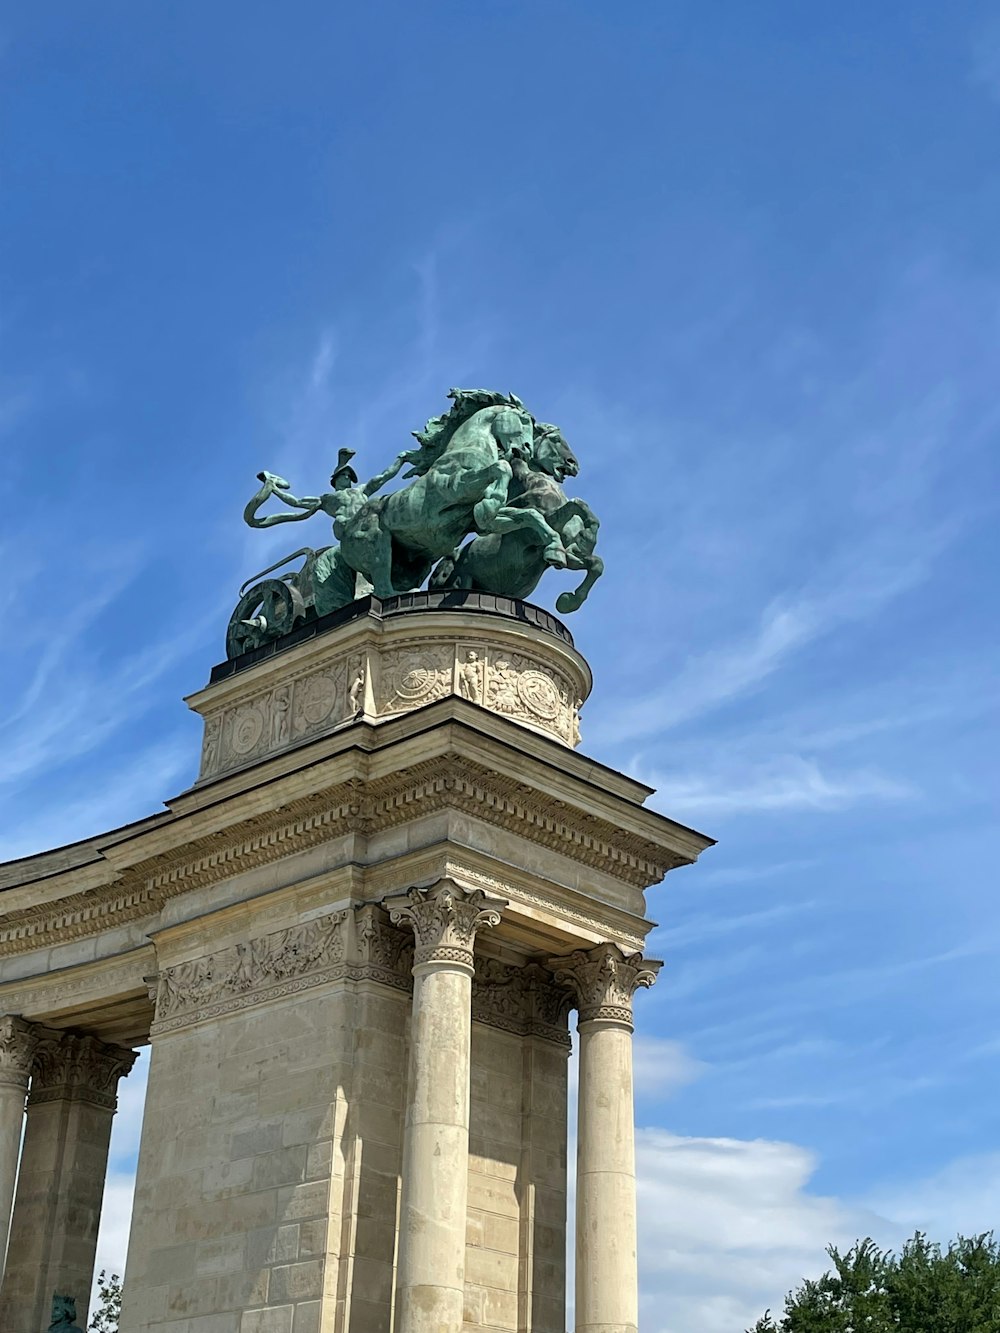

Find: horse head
<box><xmin>529</xmin><ymin>423</ymin><xmax>579</xmax><ymax>483</ymax></box>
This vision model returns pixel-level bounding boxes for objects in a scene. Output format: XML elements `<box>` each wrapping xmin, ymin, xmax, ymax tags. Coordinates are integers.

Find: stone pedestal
<box><xmin>0</xmin><ymin>594</ymin><xmax>714</xmax><ymax>1333</ymax></box>
<box><xmin>0</xmin><ymin>1031</ymin><xmax>136</xmax><ymax>1332</ymax></box>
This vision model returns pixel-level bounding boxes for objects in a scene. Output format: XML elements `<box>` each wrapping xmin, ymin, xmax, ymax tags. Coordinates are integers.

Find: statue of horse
<box><xmin>428</xmin><ymin>436</ymin><xmax>603</xmax><ymax>613</ymax></box>
<box><xmin>228</xmin><ymin>389</ymin><xmax>589</xmax><ymax>658</ymax></box>
<box><xmin>334</xmin><ymin>389</ymin><xmax>577</xmax><ymax>598</ymax></box>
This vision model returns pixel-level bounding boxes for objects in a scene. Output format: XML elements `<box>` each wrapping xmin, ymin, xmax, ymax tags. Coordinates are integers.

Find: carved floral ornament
<box><xmin>0</xmin><ymin>1018</ymin><xmax>136</xmax><ymax>1108</ymax></box>
<box><xmin>0</xmin><ymin>1015</ymin><xmax>40</xmax><ymax>1084</ymax></box>
<box><xmin>198</xmin><ymin>636</ymin><xmax>585</xmax><ymax>783</ymax></box>
<box><xmin>29</xmin><ymin>1033</ymin><xmax>138</xmax><ymax>1109</ymax></box>
<box><xmin>385</xmin><ymin>882</ymin><xmax>506</xmax><ymax>970</ymax></box>
<box><xmin>549</xmin><ymin>943</ymin><xmax>662</xmax><ymax>1028</ymax></box>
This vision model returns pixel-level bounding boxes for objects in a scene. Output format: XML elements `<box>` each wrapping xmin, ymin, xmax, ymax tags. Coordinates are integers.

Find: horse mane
<box><xmin>405</xmin><ymin>388</ymin><xmax>525</xmax><ymax>476</ymax></box>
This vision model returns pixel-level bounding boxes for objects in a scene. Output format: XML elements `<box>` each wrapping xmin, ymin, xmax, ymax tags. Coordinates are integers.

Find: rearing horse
<box><xmin>337</xmin><ymin>389</ymin><xmax>576</xmax><ymax>598</ymax></box>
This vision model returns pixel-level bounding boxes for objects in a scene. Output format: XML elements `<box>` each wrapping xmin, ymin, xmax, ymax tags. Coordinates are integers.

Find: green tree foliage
<box><xmin>88</xmin><ymin>1271</ymin><xmax>122</xmax><ymax>1333</ymax></box>
<box><xmin>749</xmin><ymin>1233</ymin><xmax>1000</xmax><ymax>1332</ymax></box>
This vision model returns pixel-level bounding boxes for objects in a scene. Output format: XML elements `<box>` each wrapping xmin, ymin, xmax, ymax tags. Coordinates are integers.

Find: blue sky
<box><xmin>2</xmin><ymin>3</ymin><xmax>999</xmax><ymax>1328</ymax></box>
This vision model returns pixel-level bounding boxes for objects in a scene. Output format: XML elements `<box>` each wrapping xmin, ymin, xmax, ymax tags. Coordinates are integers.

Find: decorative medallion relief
<box><xmin>199</xmin><ymin>649</ymin><xmax>363</xmax><ymax>780</ymax></box>
<box><xmin>373</xmin><ymin>638</ymin><xmax>583</xmax><ymax>746</ymax></box>
<box><xmin>198</xmin><ymin>629</ymin><xmax>587</xmax><ymax>780</ymax></box>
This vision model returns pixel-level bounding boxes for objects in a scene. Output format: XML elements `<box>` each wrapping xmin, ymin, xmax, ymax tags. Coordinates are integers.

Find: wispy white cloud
<box><xmin>0</xmin><ymin>738</ymin><xmax>190</xmax><ymax>861</ymax></box>
<box><xmin>634</xmin><ymin>1036</ymin><xmax>707</xmax><ymax>1098</ymax></box>
<box><xmin>643</xmin><ymin>755</ymin><xmax>915</xmax><ymax>820</ymax></box>
<box><xmin>636</xmin><ymin>1130</ymin><xmax>1000</xmax><ymax>1332</ymax></box>
<box><xmin>590</xmin><ymin>537</ymin><xmax>946</xmax><ymax>747</ymax></box>
<box><xmin>636</xmin><ymin>1129</ymin><xmax>886</xmax><ymax>1333</ymax></box>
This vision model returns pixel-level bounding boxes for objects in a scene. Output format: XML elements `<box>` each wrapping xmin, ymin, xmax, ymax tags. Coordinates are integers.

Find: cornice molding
<box><xmin>0</xmin><ymin>755</ymin><xmax>681</xmax><ymax>962</ymax></box>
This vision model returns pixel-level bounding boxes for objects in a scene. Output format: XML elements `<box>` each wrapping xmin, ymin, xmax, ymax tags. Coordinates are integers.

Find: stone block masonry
<box><xmin>0</xmin><ymin>598</ymin><xmax>713</xmax><ymax>1331</ymax></box>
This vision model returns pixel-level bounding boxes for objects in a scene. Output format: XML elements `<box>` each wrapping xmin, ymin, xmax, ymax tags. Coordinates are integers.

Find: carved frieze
<box><xmin>152</xmin><ymin>911</ymin><xmax>348</xmax><ymax>1033</ymax></box>
<box><xmin>472</xmin><ymin>958</ymin><xmax>572</xmax><ymax>1047</ymax></box>
<box><xmin>549</xmin><ymin>943</ymin><xmax>662</xmax><ymax>1029</ymax></box>
<box><xmin>197</xmin><ymin>626</ymin><xmax>589</xmax><ymax>781</ymax></box>
<box><xmin>200</xmin><ymin>652</ymin><xmax>359</xmax><ymax>781</ymax></box>
<box><xmin>376</xmin><ymin>644</ymin><xmax>453</xmax><ymax>714</ymax></box>
<box><xmin>353</xmin><ymin>904</ymin><xmax>413</xmax><ymax>992</ymax></box>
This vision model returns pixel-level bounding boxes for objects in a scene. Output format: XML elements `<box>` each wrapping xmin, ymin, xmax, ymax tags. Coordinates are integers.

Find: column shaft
<box><xmin>387</xmin><ymin>881</ymin><xmax>505</xmax><ymax>1333</ymax></box>
<box><xmin>0</xmin><ymin>1032</ymin><xmax>136</xmax><ymax>1333</ymax></box>
<box><xmin>550</xmin><ymin>944</ymin><xmax>661</xmax><ymax>1333</ymax></box>
<box><xmin>397</xmin><ymin>962</ymin><xmax>473</xmax><ymax>1331</ymax></box>
<box><xmin>0</xmin><ymin>1018</ymin><xmax>40</xmax><ymax>1276</ymax></box>
<box><xmin>576</xmin><ymin>1020</ymin><xmax>638</xmax><ymax>1333</ymax></box>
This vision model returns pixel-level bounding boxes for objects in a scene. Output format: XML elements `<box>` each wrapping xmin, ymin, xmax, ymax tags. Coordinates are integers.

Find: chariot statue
<box><xmin>227</xmin><ymin>388</ymin><xmax>603</xmax><ymax>658</ymax></box>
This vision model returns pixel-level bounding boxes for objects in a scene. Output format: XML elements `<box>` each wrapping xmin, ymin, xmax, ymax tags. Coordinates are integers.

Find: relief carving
<box><xmin>458</xmin><ymin>649</ymin><xmax>484</xmax><ymax>703</ymax></box>
<box><xmin>386</xmin><ymin>881</ymin><xmax>505</xmax><ymax>969</ymax></box>
<box><xmin>549</xmin><ymin>943</ymin><xmax>662</xmax><ymax>1029</ymax></box>
<box><xmin>29</xmin><ymin>1031</ymin><xmax>137</xmax><ymax>1110</ymax></box>
<box><xmin>293</xmin><ymin>661</ymin><xmax>346</xmax><ymax>733</ymax></box>
<box><xmin>471</xmin><ymin>958</ymin><xmax>572</xmax><ymax>1046</ymax></box>
<box><xmin>153</xmin><ymin>910</ymin><xmax>348</xmax><ymax>1031</ymax></box>
<box><xmin>377</xmin><ymin>644</ymin><xmax>453</xmax><ymax>715</ymax></box>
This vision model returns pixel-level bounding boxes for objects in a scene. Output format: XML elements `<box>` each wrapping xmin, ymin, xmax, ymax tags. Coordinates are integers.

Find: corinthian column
<box><xmin>0</xmin><ymin>1018</ymin><xmax>40</xmax><ymax>1274</ymax></box>
<box><xmin>0</xmin><ymin>1030</ymin><xmax>137</xmax><ymax>1332</ymax></box>
<box><xmin>551</xmin><ymin>944</ymin><xmax>662</xmax><ymax>1333</ymax></box>
<box><xmin>386</xmin><ymin>881</ymin><xmax>506</xmax><ymax>1333</ymax></box>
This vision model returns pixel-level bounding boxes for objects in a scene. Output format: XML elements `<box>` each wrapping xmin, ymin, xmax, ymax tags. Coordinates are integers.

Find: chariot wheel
<box><xmin>226</xmin><ymin>578</ymin><xmax>306</xmax><ymax>659</ymax></box>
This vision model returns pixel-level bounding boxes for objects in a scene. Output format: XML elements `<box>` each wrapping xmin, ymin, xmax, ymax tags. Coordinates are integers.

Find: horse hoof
<box><xmin>556</xmin><ymin>592</ymin><xmax>582</xmax><ymax>614</ymax></box>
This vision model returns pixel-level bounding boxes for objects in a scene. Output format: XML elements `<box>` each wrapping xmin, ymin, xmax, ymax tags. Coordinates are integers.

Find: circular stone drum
<box><xmin>193</xmin><ymin>593</ymin><xmax>593</xmax><ymax>782</ymax></box>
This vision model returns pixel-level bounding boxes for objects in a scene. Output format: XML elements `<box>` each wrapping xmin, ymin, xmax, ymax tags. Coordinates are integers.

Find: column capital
<box><xmin>29</xmin><ymin>1032</ymin><xmax>137</xmax><ymax>1112</ymax></box>
<box><xmin>385</xmin><ymin>880</ymin><xmax>506</xmax><ymax>971</ymax></box>
<box><xmin>0</xmin><ymin>1016</ymin><xmax>42</xmax><ymax>1088</ymax></box>
<box><xmin>548</xmin><ymin>943</ymin><xmax>662</xmax><ymax>1029</ymax></box>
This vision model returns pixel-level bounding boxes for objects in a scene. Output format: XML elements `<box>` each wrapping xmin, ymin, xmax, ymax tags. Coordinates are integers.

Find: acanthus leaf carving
<box><xmin>28</xmin><ymin>1031</ymin><xmax>137</xmax><ymax>1110</ymax></box>
<box><xmin>0</xmin><ymin>1015</ymin><xmax>41</xmax><ymax>1086</ymax></box>
<box><xmin>386</xmin><ymin>881</ymin><xmax>505</xmax><ymax>970</ymax></box>
<box><xmin>549</xmin><ymin>943</ymin><xmax>662</xmax><ymax>1029</ymax></box>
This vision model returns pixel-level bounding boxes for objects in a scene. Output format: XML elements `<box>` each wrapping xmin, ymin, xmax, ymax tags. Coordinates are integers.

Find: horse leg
<box><xmin>485</xmin><ymin>504</ymin><xmax>569</xmax><ymax>567</ymax></box>
<box><xmin>556</xmin><ymin>554</ymin><xmax>604</xmax><ymax>614</ymax></box>
<box><xmin>470</xmin><ymin>460</ymin><xmax>513</xmax><ymax>530</ymax></box>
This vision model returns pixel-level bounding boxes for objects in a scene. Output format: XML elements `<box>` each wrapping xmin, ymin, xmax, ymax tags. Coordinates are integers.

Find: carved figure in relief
<box><xmin>202</xmin><ymin>715</ymin><xmax>221</xmax><ymax>773</ymax></box>
<box><xmin>459</xmin><ymin>650</ymin><xmax>482</xmax><ymax>703</ymax></box>
<box><xmin>348</xmin><ymin>660</ymin><xmax>365</xmax><ymax>715</ymax></box>
<box><xmin>271</xmin><ymin>685</ymin><xmax>291</xmax><ymax>745</ymax></box>
<box><xmin>226</xmin><ymin>389</ymin><xmax>600</xmax><ymax>659</ymax></box>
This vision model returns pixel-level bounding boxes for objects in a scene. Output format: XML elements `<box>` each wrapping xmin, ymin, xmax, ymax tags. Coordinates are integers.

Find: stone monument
<box><xmin>0</xmin><ymin>390</ymin><xmax>712</xmax><ymax>1333</ymax></box>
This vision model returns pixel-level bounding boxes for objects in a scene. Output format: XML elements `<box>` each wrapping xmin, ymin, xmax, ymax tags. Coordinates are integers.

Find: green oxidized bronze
<box><xmin>227</xmin><ymin>389</ymin><xmax>602</xmax><ymax>658</ymax></box>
